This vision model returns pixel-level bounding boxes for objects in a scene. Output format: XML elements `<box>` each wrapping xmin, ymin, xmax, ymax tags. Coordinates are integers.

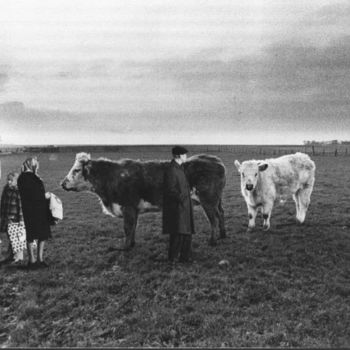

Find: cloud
<box><xmin>53</xmin><ymin>59</ymin><xmax>118</xmax><ymax>80</ymax></box>
<box><xmin>0</xmin><ymin>65</ymin><xmax>10</xmax><ymax>90</ymax></box>
<box><xmin>119</xmin><ymin>29</ymin><xmax>350</xmax><ymax>137</ymax></box>
<box><xmin>0</xmin><ymin>73</ymin><xmax>8</xmax><ymax>90</ymax></box>
<box><xmin>0</xmin><ymin>101</ymin><xmax>168</xmax><ymax>144</ymax></box>
<box><xmin>1</xmin><ymin>1</ymin><xmax>349</xmax><ymax>144</ymax></box>
<box><xmin>125</xmin><ymin>34</ymin><xmax>350</xmax><ymax>102</ymax></box>
<box><xmin>120</xmin><ymin>1</ymin><xmax>350</xmax><ymax>104</ymax></box>
<box><xmin>304</xmin><ymin>2</ymin><xmax>350</xmax><ymax>26</ymax></box>
<box><xmin>0</xmin><ymin>102</ymin><xmax>128</xmax><ymax>134</ymax></box>
<box><xmin>0</xmin><ymin>101</ymin><xmax>217</xmax><ymax>136</ymax></box>
<box><xmin>0</xmin><ymin>99</ymin><xmax>261</xmax><ymax>144</ymax></box>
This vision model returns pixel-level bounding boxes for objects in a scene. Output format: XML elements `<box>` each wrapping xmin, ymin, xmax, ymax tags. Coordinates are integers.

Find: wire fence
<box><xmin>1</xmin><ymin>144</ymin><xmax>349</xmax><ymax>157</ymax></box>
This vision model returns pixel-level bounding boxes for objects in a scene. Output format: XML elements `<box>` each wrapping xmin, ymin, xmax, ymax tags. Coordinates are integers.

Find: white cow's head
<box><xmin>234</xmin><ymin>160</ymin><xmax>268</xmax><ymax>191</ymax></box>
<box><xmin>61</xmin><ymin>153</ymin><xmax>93</xmax><ymax>192</ymax></box>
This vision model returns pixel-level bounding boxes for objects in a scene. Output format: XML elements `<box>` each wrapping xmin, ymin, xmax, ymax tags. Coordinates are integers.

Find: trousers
<box><xmin>168</xmin><ymin>233</ymin><xmax>192</xmax><ymax>262</ymax></box>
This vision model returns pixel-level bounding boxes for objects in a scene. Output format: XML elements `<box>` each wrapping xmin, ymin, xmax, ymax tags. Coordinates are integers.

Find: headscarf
<box><xmin>22</xmin><ymin>157</ymin><xmax>39</xmax><ymax>175</ymax></box>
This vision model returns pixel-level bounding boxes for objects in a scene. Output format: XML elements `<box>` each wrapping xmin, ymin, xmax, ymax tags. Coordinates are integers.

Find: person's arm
<box><xmin>0</xmin><ymin>189</ymin><xmax>5</xmax><ymax>220</ymax></box>
<box><xmin>17</xmin><ymin>193</ymin><xmax>24</xmax><ymax>223</ymax></box>
<box><xmin>0</xmin><ymin>188</ymin><xmax>6</xmax><ymax>228</ymax></box>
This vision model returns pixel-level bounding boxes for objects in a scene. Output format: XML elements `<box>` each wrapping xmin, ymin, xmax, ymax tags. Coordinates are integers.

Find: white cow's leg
<box><xmin>296</xmin><ymin>186</ymin><xmax>313</xmax><ymax>223</ymax></box>
<box><xmin>293</xmin><ymin>193</ymin><xmax>300</xmax><ymax>221</ymax></box>
<box><xmin>247</xmin><ymin>204</ymin><xmax>258</xmax><ymax>232</ymax></box>
<box><xmin>262</xmin><ymin>202</ymin><xmax>273</xmax><ymax>231</ymax></box>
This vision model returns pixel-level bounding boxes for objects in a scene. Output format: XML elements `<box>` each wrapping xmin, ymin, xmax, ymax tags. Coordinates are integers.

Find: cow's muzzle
<box><xmin>246</xmin><ymin>184</ymin><xmax>254</xmax><ymax>191</ymax></box>
<box><xmin>61</xmin><ymin>178</ymin><xmax>73</xmax><ymax>191</ymax></box>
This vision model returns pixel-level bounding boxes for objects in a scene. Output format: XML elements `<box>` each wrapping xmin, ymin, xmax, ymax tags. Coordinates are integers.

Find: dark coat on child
<box><xmin>162</xmin><ymin>160</ymin><xmax>195</xmax><ymax>236</ymax></box>
<box><xmin>0</xmin><ymin>184</ymin><xmax>23</xmax><ymax>232</ymax></box>
<box><xmin>17</xmin><ymin>172</ymin><xmax>51</xmax><ymax>242</ymax></box>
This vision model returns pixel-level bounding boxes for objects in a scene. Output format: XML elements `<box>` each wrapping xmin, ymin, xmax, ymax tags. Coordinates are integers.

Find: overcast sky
<box><xmin>1</xmin><ymin>0</ymin><xmax>350</xmax><ymax>145</ymax></box>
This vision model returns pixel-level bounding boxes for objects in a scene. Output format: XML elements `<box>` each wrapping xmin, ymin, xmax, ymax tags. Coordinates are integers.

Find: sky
<box><xmin>0</xmin><ymin>0</ymin><xmax>350</xmax><ymax>145</ymax></box>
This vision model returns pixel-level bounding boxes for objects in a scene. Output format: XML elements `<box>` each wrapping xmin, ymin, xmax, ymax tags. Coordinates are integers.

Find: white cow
<box><xmin>234</xmin><ymin>152</ymin><xmax>315</xmax><ymax>231</ymax></box>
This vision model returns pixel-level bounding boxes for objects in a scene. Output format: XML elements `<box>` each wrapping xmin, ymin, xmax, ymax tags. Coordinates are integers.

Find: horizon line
<box><xmin>1</xmin><ymin>143</ymin><xmax>309</xmax><ymax>147</ymax></box>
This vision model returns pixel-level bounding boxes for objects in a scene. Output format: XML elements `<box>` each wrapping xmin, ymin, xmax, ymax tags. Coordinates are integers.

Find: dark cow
<box><xmin>61</xmin><ymin>152</ymin><xmax>226</xmax><ymax>249</ymax></box>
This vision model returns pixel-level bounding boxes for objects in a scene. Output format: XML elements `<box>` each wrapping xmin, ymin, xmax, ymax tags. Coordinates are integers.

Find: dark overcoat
<box><xmin>162</xmin><ymin>160</ymin><xmax>195</xmax><ymax>235</ymax></box>
<box><xmin>17</xmin><ymin>172</ymin><xmax>51</xmax><ymax>242</ymax></box>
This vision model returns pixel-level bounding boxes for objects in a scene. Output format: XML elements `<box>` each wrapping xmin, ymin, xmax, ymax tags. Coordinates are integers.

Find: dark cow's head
<box><xmin>61</xmin><ymin>153</ymin><xmax>94</xmax><ymax>192</ymax></box>
<box><xmin>234</xmin><ymin>159</ymin><xmax>268</xmax><ymax>191</ymax></box>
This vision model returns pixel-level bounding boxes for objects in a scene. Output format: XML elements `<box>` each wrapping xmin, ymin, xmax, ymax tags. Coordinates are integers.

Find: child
<box><xmin>0</xmin><ymin>172</ymin><xmax>25</xmax><ymax>264</ymax></box>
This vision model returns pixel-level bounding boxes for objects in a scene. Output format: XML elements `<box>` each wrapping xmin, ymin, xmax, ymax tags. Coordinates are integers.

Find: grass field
<box><xmin>0</xmin><ymin>146</ymin><xmax>349</xmax><ymax>347</ymax></box>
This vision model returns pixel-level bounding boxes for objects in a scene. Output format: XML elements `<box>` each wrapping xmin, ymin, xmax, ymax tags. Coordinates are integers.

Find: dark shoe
<box><xmin>37</xmin><ymin>261</ymin><xmax>49</xmax><ymax>268</ymax></box>
<box><xmin>10</xmin><ymin>259</ymin><xmax>25</xmax><ymax>267</ymax></box>
<box><xmin>166</xmin><ymin>259</ymin><xmax>177</xmax><ymax>268</ymax></box>
<box><xmin>26</xmin><ymin>261</ymin><xmax>38</xmax><ymax>270</ymax></box>
<box><xmin>0</xmin><ymin>256</ymin><xmax>14</xmax><ymax>265</ymax></box>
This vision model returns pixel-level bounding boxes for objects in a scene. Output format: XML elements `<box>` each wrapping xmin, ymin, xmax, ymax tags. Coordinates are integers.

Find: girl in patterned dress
<box><xmin>0</xmin><ymin>172</ymin><xmax>25</xmax><ymax>264</ymax></box>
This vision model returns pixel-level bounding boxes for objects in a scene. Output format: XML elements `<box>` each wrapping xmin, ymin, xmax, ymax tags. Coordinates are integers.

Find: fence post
<box><xmin>335</xmin><ymin>148</ymin><xmax>338</xmax><ymax>157</ymax></box>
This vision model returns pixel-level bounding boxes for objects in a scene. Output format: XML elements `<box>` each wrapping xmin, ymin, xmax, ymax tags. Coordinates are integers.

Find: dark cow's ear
<box><xmin>82</xmin><ymin>160</ymin><xmax>92</xmax><ymax>179</ymax></box>
<box><xmin>258</xmin><ymin>163</ymin><xmax>268</xmax><ymax>172</ymax></box>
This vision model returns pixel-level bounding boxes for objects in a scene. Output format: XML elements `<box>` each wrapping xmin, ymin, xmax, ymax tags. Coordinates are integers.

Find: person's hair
<box><xmin>7</xmin><ymin>172</ymin><xmax>19</xmax><ymax>180</ymax></box>
<box><xmin>173</xmin><ymin>154</ymin><xmax>181</xmax><ymax>159</ymax></box>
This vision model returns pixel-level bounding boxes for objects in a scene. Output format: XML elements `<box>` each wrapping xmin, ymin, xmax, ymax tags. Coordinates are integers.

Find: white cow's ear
<box><xmin>258</xmin><ymin>163</ymin><xmax>268</xmax><ymax>172</ymax></box>
<box><xmin>234</xmin><ymin>160</ymin><xmax>241</xmax><ymax>171</ymax></box>
<box><xmin>76</xmin><ymin>152</ymin><xmax>91</xmax><ymax>163</ymax></box>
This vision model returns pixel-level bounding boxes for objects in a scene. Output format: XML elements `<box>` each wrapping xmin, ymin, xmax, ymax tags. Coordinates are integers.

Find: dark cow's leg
<box><xmin>201</xmin><ymin>202</ymin><xmax>219</xmax><ymax>246</ymax></box>
<box><xmin>218</xmin><ymin>199</ymin><xmax>226</xmax><ymax>239</ymax></box>
<box><xmin>122</xmin><ymin>206</ymin><xmax>139</xmax><ymax>250</ymax></box>
<box><xmin>130</xmin><ymin>210</ymin><xmax>139</xmax><ymax>247</ymax></box>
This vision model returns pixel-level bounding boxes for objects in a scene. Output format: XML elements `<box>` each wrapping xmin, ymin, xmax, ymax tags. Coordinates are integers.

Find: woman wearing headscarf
<box><xmin>17</xmin><ymin>157</ymin><xmax>51</xmax><ymax>269</ymax></box>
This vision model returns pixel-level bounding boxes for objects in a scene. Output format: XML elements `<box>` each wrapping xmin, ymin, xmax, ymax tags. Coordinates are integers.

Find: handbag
<box><xmin>49</xmin><ymin>193</ymin><xmax>63</xmax><ymax>220</ymax></box>
<box><xmin>46</xmin><ymin>192</ymin><xmax>63</xmax><ymax>225</ymax></box>
<box><xmin>8</xmin><ymin>222</ymin><xmax>27</xmax><ymax>253</ymax></box>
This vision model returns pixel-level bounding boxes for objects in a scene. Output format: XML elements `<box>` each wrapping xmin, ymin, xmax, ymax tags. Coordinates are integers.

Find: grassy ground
<box><xmin>0</xmin><ymin>147</ymin><xmax>349</xmax><ymax>347</ymax></box>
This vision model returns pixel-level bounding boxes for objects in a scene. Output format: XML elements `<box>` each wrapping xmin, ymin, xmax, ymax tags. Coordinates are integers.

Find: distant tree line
<box><xmin>303</xmin><ymin>140</ymin><xmax>350</xmax><ymax>145</ymax></box>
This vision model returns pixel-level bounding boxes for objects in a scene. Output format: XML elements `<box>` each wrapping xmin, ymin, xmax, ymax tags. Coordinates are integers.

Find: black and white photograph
<box><xmin>0</xmin><ymin>0</ymin><xmax>349</xmax><ymax>347</ymax></box>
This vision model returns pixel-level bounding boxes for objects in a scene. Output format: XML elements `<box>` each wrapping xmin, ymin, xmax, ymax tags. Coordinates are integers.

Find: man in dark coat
<box><xmin>162</xmin><ymin>146</ymin><xmax>195</xmax><ymax>263</ymax></box>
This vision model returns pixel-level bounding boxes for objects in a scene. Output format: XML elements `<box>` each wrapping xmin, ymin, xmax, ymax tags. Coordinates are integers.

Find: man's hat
<box><xmin>172</xmin><ymin>145</ymin><xmax>188</xmax><ymax>156</ymax></box>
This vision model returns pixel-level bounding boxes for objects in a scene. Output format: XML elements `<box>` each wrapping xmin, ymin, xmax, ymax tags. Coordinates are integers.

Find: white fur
<box><xmin>137</xmin><ymin>199</ymin><xmax>160</xmax><ymax>213</ymax></box>
<box><xmin>98</xmin><ymin>198</ymin><xmax>123</xmax><ymax>218</ymax></box>
<box><xmin>190</xmin><ymin>187</ymin><xmax>201</xmax><ymax>204</ymax></box>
